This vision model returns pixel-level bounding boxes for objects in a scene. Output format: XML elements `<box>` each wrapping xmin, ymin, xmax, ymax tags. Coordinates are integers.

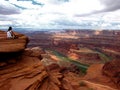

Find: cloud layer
<box><xmin>0</xmin><ymin>1</ymin><xmax>20</xmax><ymax>15</ymax></box>
<box><xmin>100</xmin><ymin>0</ymin><xmax>120</xmax><ymax>11</ymax></box>
<box><xmin>0</xmin><ymin>0</ymin><xmax>120</xmax><ymax>30</ymax></box>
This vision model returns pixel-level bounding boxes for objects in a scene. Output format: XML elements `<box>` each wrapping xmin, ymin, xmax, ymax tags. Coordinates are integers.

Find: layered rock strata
<box><xmin>102</xmin><ymin>60</ymin><xmax>120</xmax><ymax>89</ymax></box>
<box><xmin>0</xmin><ymin>30</ymin><xmax>29</xmax><ymax>52</ymax></box>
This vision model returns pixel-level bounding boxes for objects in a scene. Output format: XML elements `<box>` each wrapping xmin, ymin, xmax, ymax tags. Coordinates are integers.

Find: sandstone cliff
<box><xmin>0</xmin><ymin>47</ymin><xmax>119</xmax><ymax>90</ymax></box>
<box><xmin>0</xmin><ymin>30</ymin><xmax>119</xmax><ymax>90</ymax></box>
<box><xmin>0</xmin><ymin>30</ymin><xmax>29</xmax><ymax>52</ymax></box>
<box><xmin>103</xmin><ymin>60</ymin><xmax>120</xmax><ymax>89</ymax></box>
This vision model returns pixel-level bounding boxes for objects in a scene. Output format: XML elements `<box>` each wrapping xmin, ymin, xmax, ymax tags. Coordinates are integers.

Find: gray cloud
<box><xmin>0</xmin><ymin>7</ymin><xmax>20</xmax><ymax>15</ymax></box>
<box><xmin>0</xmin><ymin>2</ymin><xmax>20</xmax><ymax>15</ymax></box>
<box><xmin>100</xmin><ymin>0</ymin><xmax>120</xmax><ymax>12</ymax></box>
<box><xmin>75</xmin><ymin>0</ymin><xmax>120</xmax><ymax>17</ymax></box>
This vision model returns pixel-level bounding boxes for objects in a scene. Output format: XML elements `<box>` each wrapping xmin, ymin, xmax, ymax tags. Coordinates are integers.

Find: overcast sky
<box><xmin>0</xmin><ymin>0</ymin><xmax>120</xmax><ymax>30</ymax></box>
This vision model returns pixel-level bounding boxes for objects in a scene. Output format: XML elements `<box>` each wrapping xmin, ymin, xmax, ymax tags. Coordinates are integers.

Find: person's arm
<box><xmin>11</xmin><ymin>30</ymin><xmax>16</xmax><ymax>36</ymax></box>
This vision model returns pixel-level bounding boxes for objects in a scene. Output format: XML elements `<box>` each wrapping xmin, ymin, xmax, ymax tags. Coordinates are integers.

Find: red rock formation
<box><xmin>0</xmin><ymin>47</ymin><xmax>47</xmax><ymax>90</ymax></box>
<box><xmin>0</xmin><ymin>30</ymin><xmax>29</xmax><ymax>52</ymax></box>
<box><xmin>84</xmin><ymin>63</ymin><xmax>119</xmax><ymax>90</ymax></box>
<box><xmin>0</xmin><ymin>47</ymin><xmax>118</xmax><ymax>90</ymax></box>
<box><xmin>0</xmin><ymin>29</ymin><xmax>119</xmax><ymax>90</ymax></box>
<box><xmin>70</xmin><ymin>44</ymin><xmax>79</xmax><ymax>50</ymax></box>
<box><xmin>102</xmin><ymin>60</ymin><xmax>120</xmax><ymax>89</ymax></box>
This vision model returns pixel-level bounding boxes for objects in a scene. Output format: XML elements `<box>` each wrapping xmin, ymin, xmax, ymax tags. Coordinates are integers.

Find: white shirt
<box><xmin>7</xmin><ymin>31</ymin><xmax>12</xmax><ymax>38</ymax></box>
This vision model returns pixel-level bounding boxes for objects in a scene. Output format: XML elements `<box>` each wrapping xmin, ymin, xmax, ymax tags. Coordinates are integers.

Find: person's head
<box><xmin>8</xmin><ymin>26</ymin><xmax>12</xmax><ymax>31</ymax></box>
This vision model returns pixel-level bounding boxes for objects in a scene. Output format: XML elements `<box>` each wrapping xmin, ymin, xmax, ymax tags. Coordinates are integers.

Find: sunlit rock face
<box><xmin>0</xmin><ymin>30</ymin><xmax>29</xmax><ymax>52</ymax></box>
<box><xmin>0</xmin><ymin>46</ymin><xmax>118</xmax><ymax>90</ymax></box>
<box><xmin>0</xmin><ymin>47</ymin><xmax>47</xmax><ymax>90</ymax></box>
<box><xmin>0</xmin><ymin>30</ymin><xmax>119</xmax><ymax>90</ymax></box>
<box><xmin>83</xmin><ymin>59</ymin><xmax>120</xmax><ymax>89</ymax></box>
<box><xmin>102</xmin><ymin>60</ymin><xmax>120</xmax><ymax>89</ymax></box>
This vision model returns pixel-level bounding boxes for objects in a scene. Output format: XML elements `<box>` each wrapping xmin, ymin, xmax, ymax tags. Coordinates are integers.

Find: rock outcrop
<box><xmin>84</xmin><ymin>63</ymin><xmax>119</xmax><ymax>90</ymax></box>
<box><xmin>0</xmin><ymin>48</ymin><xmax>47</xmax><ymax>90</ymax></box>
<box><xmin>0</xmin><ymin>30</ymin><xmax>29</xmax><ymax>52</ymax></box>
<box><xmin>0</xmin><ymin>47</ymin><xmax>118</xmax><ymax>90</ymax></box>
<box><xmin>0</xmin><ymin>30</ymin><xmax>119</xmax><ymax>90</ymax></box>
<box><xmin>102</xmin><ymin>60</ymin><xmax>120</xmax><ymax>89</ymax></box>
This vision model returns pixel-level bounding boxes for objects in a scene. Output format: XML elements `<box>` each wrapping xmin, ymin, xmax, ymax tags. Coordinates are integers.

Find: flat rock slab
<box><xmin>0</xmin><ymin>30</ymin><xmax>29</xmax><ymax>52</ymax></box>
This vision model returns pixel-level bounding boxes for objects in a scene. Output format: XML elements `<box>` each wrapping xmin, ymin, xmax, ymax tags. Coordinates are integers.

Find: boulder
<box><xmin>23</xmin><ymin>47</ymin><xmax>43</xmax><ymax>60</ymax></box>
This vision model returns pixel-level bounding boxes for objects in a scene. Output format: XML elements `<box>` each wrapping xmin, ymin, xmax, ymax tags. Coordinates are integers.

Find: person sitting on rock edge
<box><xmin>7</xmin><ymin>26</ymin><xmax>17</xmax><ymax>39</ymax></box>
